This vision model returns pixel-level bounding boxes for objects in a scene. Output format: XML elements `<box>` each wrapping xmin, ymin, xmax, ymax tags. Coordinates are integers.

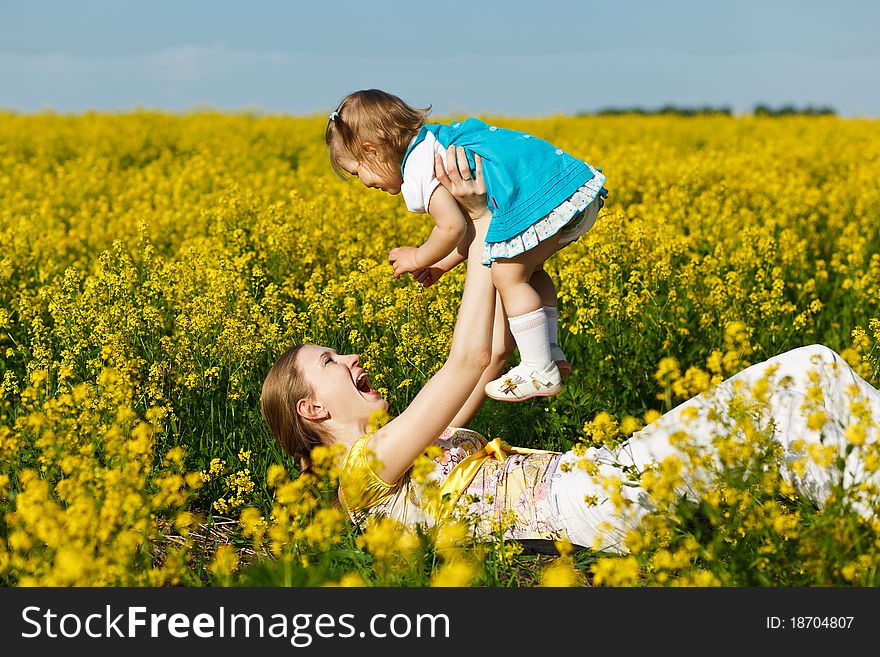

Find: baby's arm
<box><xmin>406</xmin><ymin>147</ymin><xmax>486</xmax><ymax>287</ymax></box>
<box><xmin>412</xmin><ymin>223</ymin><xmax>474</xmax><ymax>287</ymax></box>
<box><xmin>389</xmin><ymin>188</ymin><xmax>467</xmax><ymax>279</ymax></box>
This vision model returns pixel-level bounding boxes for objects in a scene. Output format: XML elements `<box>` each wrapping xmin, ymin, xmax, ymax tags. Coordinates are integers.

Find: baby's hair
<box><xmin>325</xmin><ymin>89</ymin><xmax>431</xmax><ymax>180</ymax></box>
<box><xmin>260</xmin><ymin>344</ymin><xmax>328</xmax><ymax>473</ymax></box>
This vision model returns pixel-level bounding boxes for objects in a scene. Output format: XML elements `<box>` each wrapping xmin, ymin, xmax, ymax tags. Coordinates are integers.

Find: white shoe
<box><xmin>550</xmin><ymin>343</ymin><xmax>571</xmax><ymax>380</ymax></box>
<box><xmin>485</xmin><ymin>363</ymin><xmax>563</xmax><ymax>402</ymax></box>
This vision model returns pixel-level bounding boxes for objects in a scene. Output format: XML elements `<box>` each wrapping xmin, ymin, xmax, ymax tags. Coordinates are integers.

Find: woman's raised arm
<box><xmin>367</xmin><ymin>148</ymin><xmax>494</xmax><ymax>484</ymax></box>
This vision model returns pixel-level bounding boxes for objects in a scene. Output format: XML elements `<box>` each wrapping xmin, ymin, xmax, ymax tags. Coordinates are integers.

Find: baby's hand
<box><xmin>388</xmin><ymin>246</ymin><xmax>420</xmax><ymax>279</ymax></box>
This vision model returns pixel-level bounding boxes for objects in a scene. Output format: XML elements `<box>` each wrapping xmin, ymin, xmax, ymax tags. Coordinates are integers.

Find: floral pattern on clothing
<box><xmin>432</xmin><ymin>426</ymin><xmax>485</xmax><ymax>478</ymax></box>
<box><xmin>454</xmin><ymin>451</ymin><xmax>567</xmax><ymax>542</ymax></box>
<box><xmin>342</xmin><ymin>427</ymin><xmax>569</xmax><ymax>543</ymax></box>
<box><xmin>350</xmin><ymin>427</ymin><xmax>487</xmax><ymax>530</ymax></box>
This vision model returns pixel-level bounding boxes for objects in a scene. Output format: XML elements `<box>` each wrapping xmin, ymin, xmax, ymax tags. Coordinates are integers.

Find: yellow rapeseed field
<box><xmin>1</xmin><ymin>111</ymin><xmax>879</xmax><ymax>586</ymax></box>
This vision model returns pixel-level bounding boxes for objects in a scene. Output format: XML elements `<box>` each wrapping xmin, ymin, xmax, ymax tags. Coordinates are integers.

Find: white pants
<box><xmin>548</xmin><ymin>344</ymin><xmax>880</xmax><ymax>552</ymax></box>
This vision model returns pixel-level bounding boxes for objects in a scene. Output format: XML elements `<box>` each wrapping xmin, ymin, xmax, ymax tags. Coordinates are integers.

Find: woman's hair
<box><xmin>325</xmin><ymin>89</ymin><xmax>431</xmax><ymax>180</ymax></box>
<box><xmin>260</xmin><ymin>344</ymin><xmax>328</xmax><ymax>472</ymax></box>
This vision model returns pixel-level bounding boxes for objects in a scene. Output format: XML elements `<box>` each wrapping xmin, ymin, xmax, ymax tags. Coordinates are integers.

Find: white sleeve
<box><xmin>400</xmin><ymin>132</ymin><xmax>445</xmax><ymax>214</ymax></box>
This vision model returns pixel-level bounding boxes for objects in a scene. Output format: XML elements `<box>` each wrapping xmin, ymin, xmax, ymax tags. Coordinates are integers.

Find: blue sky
<box><xmin>2</xmin><ymin>0</ymin><xmax>878</xmax><ymax>117</ymax></box>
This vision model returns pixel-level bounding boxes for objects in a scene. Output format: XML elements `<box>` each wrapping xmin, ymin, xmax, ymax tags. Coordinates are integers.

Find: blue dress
<box><xmin>400</xmin><ymin>117</ymin><xmax>608</xmax><ymax>265</ymax></box>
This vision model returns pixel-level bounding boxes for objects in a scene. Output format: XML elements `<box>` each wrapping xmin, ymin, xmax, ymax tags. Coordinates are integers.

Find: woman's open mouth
<box><xmin>355</xmin><ymin>371</ymin><xmax>380</xmax><ymax>397</ymax></box>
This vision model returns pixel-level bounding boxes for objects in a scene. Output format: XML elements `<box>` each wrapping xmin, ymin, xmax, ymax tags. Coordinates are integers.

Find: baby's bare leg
<box><xmin>490</xmin><ymin>234</ymin><xmax>562</xmax><ymax>318</ymax></box>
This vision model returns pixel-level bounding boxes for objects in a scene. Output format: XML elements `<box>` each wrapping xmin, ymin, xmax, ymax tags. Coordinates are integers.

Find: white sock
<box><xmin>508</xmin><ymin>308</ymin><xmax>553</xmax><ymax>372</ymax></box>
<box><xmin>543</xmin><ymin>305</ymin><xmax>559</xmax><ymax>347</ymax></box>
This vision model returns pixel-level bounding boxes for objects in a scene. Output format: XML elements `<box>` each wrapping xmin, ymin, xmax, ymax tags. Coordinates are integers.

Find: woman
<box><xmin>261</xmin><ymin>149</ymin><xmax>880</xmax><ymax>553</ymax></box>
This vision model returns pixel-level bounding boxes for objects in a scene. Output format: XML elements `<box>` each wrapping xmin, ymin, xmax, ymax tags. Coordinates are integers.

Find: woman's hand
<box><xmin>434</xmin><ymin>146</ymin><xmax>488</xmax><ymax>222</ymax></box>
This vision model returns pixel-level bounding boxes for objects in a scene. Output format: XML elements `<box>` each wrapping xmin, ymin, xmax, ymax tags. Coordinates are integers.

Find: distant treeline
<box><xmin>580</xmin><ymin>103</ymin><xmax>837</xmax><ymax>117</ymax></box>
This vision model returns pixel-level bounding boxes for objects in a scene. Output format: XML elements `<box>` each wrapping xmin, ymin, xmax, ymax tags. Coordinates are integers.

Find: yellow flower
<box><xmin>209</xmin><ymin>545</ymin><xmax>239</xmax><ymax>578</ymax></box>
<box><xmin>326</xmin><ymin>573</ymin><xmax>368</xmax><ymax>587</ymax></box>
<box><xmin>807</xmin><ymin>411</ymin><xmax>828</xmax><ymax>431</ymax></box>
<box><xmin>540</xmin><ymin>559</ymin><xmax>582</xmax><ymax>587</ymax></box>
<box><xmin>591</xmin><ymin>556</ymin><xmax>640</xmax><ymax>586</ymax></box>
<box><xmin>431</xmin><ymin>560</ymin><xmax>477</xmax><ymax>587</ymax></box>
<box><xmin>266</xmin><ymin>464</ymin><xmax>289</xmax><ymax>489</ymax></box>
<box><xmin>164</xmin><ymin>446</ymin><xmax>186</xmax><ymax>466</ymax></box>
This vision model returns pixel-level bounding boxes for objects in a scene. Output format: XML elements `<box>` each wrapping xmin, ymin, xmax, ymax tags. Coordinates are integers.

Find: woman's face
<box><xmin>295</xmin><ymin>344</ymin><xmax>388</xmax><ymax>423</ymax></box>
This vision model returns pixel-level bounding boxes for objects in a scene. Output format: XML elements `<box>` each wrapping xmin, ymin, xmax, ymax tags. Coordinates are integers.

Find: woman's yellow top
<box><xmin>338</xmin><ymin>427</ymin><xmax>570</xmax><ymax>543</ymax></box>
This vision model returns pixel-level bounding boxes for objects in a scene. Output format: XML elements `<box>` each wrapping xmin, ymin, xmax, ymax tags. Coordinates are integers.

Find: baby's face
<box><xmin>337</xmin><ymin>156</ymin><xmax>402</xmax><ymax>195</ymax></box>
